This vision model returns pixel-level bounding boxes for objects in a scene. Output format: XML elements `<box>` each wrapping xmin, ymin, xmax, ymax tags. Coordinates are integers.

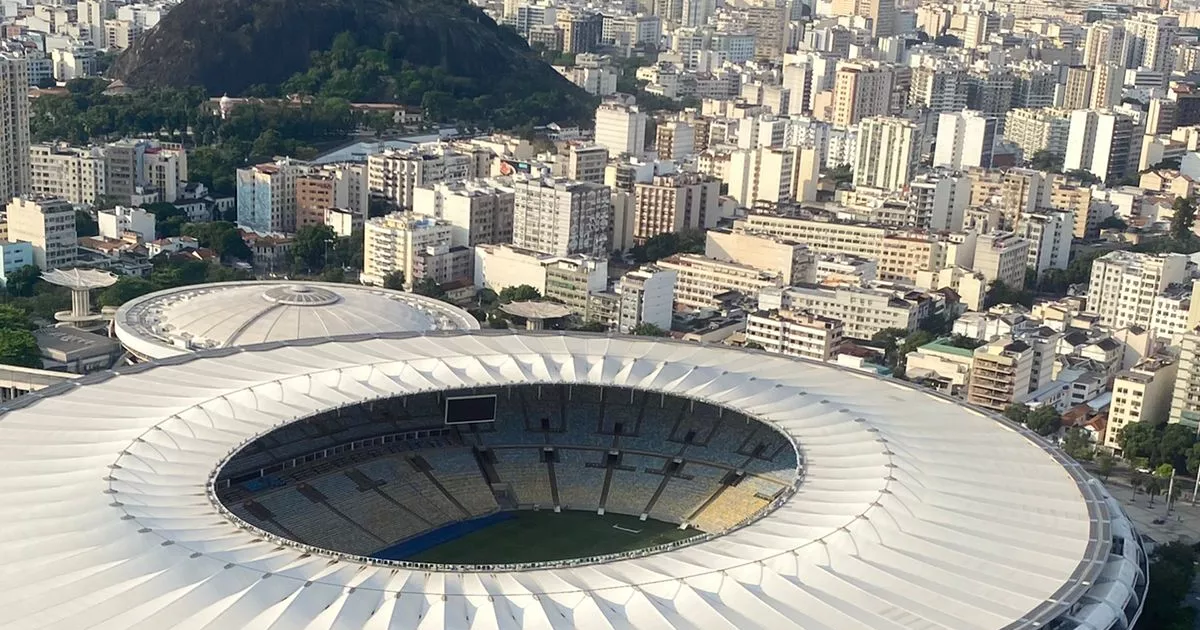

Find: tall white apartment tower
<box><xmin>934</xmin><ymin>110</ymin><xmax>996</xmax><ymax>169</ymax></box>
<box><xmin>0</xmin><ymin>54</ymin><xmax>30</xmax><ymax>202</ymax></box>
<box><xmin>1123</xmin><ymin>14</ymin><xmax>1176</xmax><ymax>72</ymax></box>
<box><xmin>511</xmin><ymin>176</ymin><xmax>611</xmax><ymax>258</ymax></box>
<box><xmin>1088</xmin><ymin>251</ymin><xmax>1188</xmax><ymax>334</ymax></box>
<box><xmin>594</xmin><ymin>97</ymin><xmax>647</xmax><ymax>157</ymax></box>
<box><xmin>854</xmin><ymin>117</ymin><xmax>918</xmax><ymax>192</ymax></box>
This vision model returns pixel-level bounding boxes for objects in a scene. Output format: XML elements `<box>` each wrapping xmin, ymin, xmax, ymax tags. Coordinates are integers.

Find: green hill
<box><xmin>108</xmin><ymin>0</ymin><xmax>595</xmax><ymax>128</ymax></box>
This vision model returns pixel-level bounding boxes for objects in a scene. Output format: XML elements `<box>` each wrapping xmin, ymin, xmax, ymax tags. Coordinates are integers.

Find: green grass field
<box><xmin>408</xmin><ymin>510</ymin><xmax>697</xmax><ymax>564</ymax></box>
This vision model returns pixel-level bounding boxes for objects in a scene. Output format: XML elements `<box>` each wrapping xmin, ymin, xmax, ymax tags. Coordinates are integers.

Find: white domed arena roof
<box><xmin>112</xmin><ymin>281</ymin><xmax>479</xmax><ymax>359</ymax></box>
<box><xmin>0</xmin><ymin>332</ymin><xmax>1146</xmax><ymax>630</ymax></box>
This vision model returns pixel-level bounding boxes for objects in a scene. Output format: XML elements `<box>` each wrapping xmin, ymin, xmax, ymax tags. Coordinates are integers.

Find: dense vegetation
<box><xmin>281</xmin><ymin>32</ymin><xmax>595</xmax><ymax>129</ymax></box>
<box><xmin>31</xmin><ymin>80</ymin><xmax>358</xmax><ymax>195</ymax></box>
<box><xmin>108</xmin><ymin>0</ymin><xmax>594</xmax><ymax>129</ymax></box>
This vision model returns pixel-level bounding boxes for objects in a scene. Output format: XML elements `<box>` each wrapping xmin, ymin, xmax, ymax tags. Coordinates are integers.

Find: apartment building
<box><xmin>967</xmin><ymin>337</ymin><xmax>1034</xmax><ymax>411</ymax></box>
<box><xmin>934</xmin><ymin>110</ymin><xmax>996</xmax><ymax>169</ymax></box>
<box><xmin>0</xmin><ymin>55</ymin><xmax>30</xmax><ymax>203</ymax></box>
<box><xmin>98</xmin><ymin>206</ymin><xmax>154</xmax><ymax>242</ymax></box>
<box><xmin>617</xmin><ymin>265</ymin><xmax>676</xmax><ymax>333</ymax></box>
<box><xmin>594</xmin><ymin>97</ymin><xmax>647</xmax><ymax>157</ymax></box>
<box><xmin>745</xmin><ymin>309</ymin><xmax>844</xmax><ymax>361</ymax></box>
<box><xmin>1107</xmin><ymin>355</ymin><xmax>1178</xmax><ymax>452</ymax></box>
<box><xmin>737</xmin><ymin>214</ymin><xmax>886</xmax><ymax>259</ymax></box>
<box><xmin>510</xmin><ymin>176</ymin><xmax>610</xmax><ymax>258</ymax></box>
<box><xmin>854</xmin><ymin>117</ymin><xmax>919</xmax><ymax>192</ymax></box>
<box><xmin>1003</xmin><ymin>108</ymin><xmax>1072</xmax><ymax>159</ymax></box>
<box><xmin>972</xmin><ymin>232</ymin><xmax>1029</xmax><ymax>289</ymax></box>
<box><xmin>7</xmin><ymin>196</ymin><xmax>76</xmax><ymax>270</ymax></box>
<box><xmin>758</xmin><ymin>284</ymin><xmax>927</xmax><ymax>339</ymax></box>
<box><xmin>1171</xmin><ymin>330</ymin><xmax>1200</xmax><ymax>427</ymax></box>
<box><xmin>1088</xmin><ymin>251</ymin><xmax>1188</xmax><ymax>336</ymax></box>
<box><xmin>29</xmin><ymin>144</ymin><xmax>106</xmax><ymax>205</ymax></box>
<box><xmin>236</xmin><ymin>159</ymin><xmax>307</xmax><ymax>234</ymax></box>
<box><xmin>632</xmin><ymin>172</ymin><xmax>720</xmax><ymax>243</ymax></box>
<box><xmin>362</xmin><ymin>212</ymin><xmax>468</xmax><ymax>288</ymax></box>
<box><xmin>705</xmin><ymin>228</ymin><xmax>814</xmax><ymax>285</ymax></box>
<box><xmin>659</xmin><ymin>254</ymin><xmax>784</xmax><ymax>310</ymax></box>
<box><xmin>832</xmin><ymin>61</ymin><xmax>892</xmax><ymax>127</ymax></box>
<box><xmin>366</xmin><ymin>145</ymin><xmax>474</xmax><ymax>209</ymax></box>
<box><xmin>412</xmin><ymin>180</ymin><xmax>514</xmax><ymax>249</ymax></box>
<box><xmin>473</xmin><ymin>243</ymin><xmax>607</xmax><ymax>317</ymax></box>
<box><xmin>1014</xmin><ymin>209</ymin><xmax>1073</xmax><ymax>273</ymax></box>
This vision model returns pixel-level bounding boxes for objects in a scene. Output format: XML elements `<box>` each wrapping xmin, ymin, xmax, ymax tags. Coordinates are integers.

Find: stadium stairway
<box><xmin>411</xmin><ymin>457</ymin><xmax>472</xmax><ymax>519</ymax></box>
<box><xmin>598</xmin><ymin>464</ymin><xmax>614</xmax><ymax>514</ymax></box>
<box><xmin>546</xmin><ymin>456</ymin><xmax>561</xmax><ymax>507</ymax></box>
<box><xmin>642</xmin><ymin>468</ymin><xmax>674</xmax><ymax>516</ymax></box>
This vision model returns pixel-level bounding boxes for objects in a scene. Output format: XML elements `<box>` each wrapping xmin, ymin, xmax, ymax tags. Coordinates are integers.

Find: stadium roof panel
<box><xmin>0</xmin><ymin>332</ymin><xmax>1146</xmax><ymax>630</ymax></box>
<box><xmin>111</xmin><ymin>280</ymin><xmax>480</xmax><ymax>359</ymax></box>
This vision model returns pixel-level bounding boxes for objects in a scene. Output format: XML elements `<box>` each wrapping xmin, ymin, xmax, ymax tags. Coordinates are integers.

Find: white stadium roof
<box><xmin>112</xmin><ymin>281</ymin><xmax>479</xmax><ymax>359</ymax></box>
<box><xmin>0</xmin><ymin>332</ymin><xmax>1146</xmax><ymax>630</ymax></box>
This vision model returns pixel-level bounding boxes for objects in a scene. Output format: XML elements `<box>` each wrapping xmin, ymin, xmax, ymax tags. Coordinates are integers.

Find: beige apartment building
<box><xmin>758</xmin><ymin>284</ymin><xmax>927</xmax><ymax>340</ymax></box>
<box><xmin>658</xmin><ymin>254</ymin><xmax>784</xmax><ymax>310</ymax></box>
<box><xmin>967</xmin><ymin>337</ymin><xmax>1034</xmax><ymax>411</ymax></box>
<box><xmin>704</xmin><ymin>228</ymin><xmax>814</xmax><ymax>285</ymax></box>
<box><xmin>367</xmin><ymin>145</ymin><xmax>475</xmax><ymax>209</ymax></box>
<box><xmin>7</xmin><ymin>196</ymin><xmax>76</xmax><ymax>270</ymax></box>
<box><xmin>362</xmin><ymin>212</ymin><xmax>468</xmax><ymax>289</ymax></box>
<box><xmin>745</xmin><ymin>309</ymin><xmax>844</xmax><ymax>361</ymax></box>
<box><xmin>632</xmin><ymin>172</ymin><xmax>720</xmax><ymax>243</ymax></box>
<box><xmin>1107</xmin><ymin>355</ymin><xmax>1178</xmax><ymax>452</ymax></box>
<box><xmin>29</xmin><ymin>143</ymin><xmax>106</xmax><ymax>206</ymax></box>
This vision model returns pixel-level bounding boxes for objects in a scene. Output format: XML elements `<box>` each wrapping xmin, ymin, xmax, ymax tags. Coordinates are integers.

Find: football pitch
<box><xmin>407</xmin><ymin>510</ymin><xmax>698</xmax><ymax>564</ymax></box>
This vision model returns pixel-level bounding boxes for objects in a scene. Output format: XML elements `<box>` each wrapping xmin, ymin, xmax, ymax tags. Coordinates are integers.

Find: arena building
<box><xmin>111</xmin><ymin>280</ymin><xmax>479</xmax><ymax>360</ymax></box>
<box><xmin>0</xmin><ymin>332</ymin><xmax>1146</xmax><ymax>629</ymax></box>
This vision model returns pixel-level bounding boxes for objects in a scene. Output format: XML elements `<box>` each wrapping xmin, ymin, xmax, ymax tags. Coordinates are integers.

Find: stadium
<box><xmin>0</xmin><ymin>331</ymin><xmax>1147</xmax><ymax>629</ymax></box>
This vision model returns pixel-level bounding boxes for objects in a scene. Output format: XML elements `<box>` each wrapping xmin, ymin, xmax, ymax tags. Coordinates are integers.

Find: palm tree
<box><xmin>1145</xmin><ymin>475</ymin><xmax>1164</xmax><ymax>506</ymax></box>
<box><xmin>1130</xmin><ymin>471</ymin><xmax>1147</xmax><ymax>499</ymax></box>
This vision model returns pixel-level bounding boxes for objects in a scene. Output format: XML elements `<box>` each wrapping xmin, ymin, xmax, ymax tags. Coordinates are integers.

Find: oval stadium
<box><xmin>0</xmin><ymin>332</ymin><xmax>1147</xmax><ymax>630</ymax></box>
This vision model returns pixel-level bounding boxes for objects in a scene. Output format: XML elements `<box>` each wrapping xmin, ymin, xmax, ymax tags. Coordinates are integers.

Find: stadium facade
<box><xmin>111</xmin><ymin>280</ymin><xmax>479</xmax><ymax>360</ymax></box>
<box><xmin>0</xmin><ymin>332</ymin><xmax>1147</xmax><ymax>630</ymax></box>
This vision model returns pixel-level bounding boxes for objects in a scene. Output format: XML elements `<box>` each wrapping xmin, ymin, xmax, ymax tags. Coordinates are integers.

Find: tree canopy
<box><xmin>630</xmin><ymin>230</ymin><xmax>706</xmax><ymax>264</ymax></box>
<box><xmin>630</xmin><ymin>323</ymin><xmax>669</xmax><ymax>337</ymax></box>
<box><xmin>0</xmin><ymin>305</ymin><xmax>40</xmax><ymax>368</ymax></box>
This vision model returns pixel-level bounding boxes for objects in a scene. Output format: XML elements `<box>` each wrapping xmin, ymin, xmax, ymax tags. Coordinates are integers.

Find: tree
<box><xmin>75</xmin><ymin>210</ymin><xmax>99</xmax><ymax>238</ymax></box>
<box><xmin>984</xmin><ymin>279</ymin><xmax>1034</xmax><ymax>309</ymax></box>
<box><xmin>1062</xmin><ymin>427</ymin><xmax>1093</xmax><ymax>460</ymax></box>
<box><xmin>412</xmin><ymin>277</ymin><xmax>447</xmax><ymax>300</ymax></box>
<box><xmin>291</xmin><ymin>224</ymin><xmax>337</xmax><ymax>274</ymax></box>
<box><xmin>1117</xmin><ymin>421</ymin><xmax>1159</xmax><ymax>461</ymax></box>
<box><xmin>1064</xmin><ymin>169</ymin><xmax>1102</xmax><ymax>186</ymax></box>
<box><xmin>1171</xmin><ymin>196</ymin><xmax>1197</xmax><ymax>241</ymax></box>
<box><xmin>630</xmin><ymin>230</ymin><xmax>706</xmax><ymax>264</ymax></box>
<box><xmin>826</xmin><ymin>164</ymin><xmax>853</xmax><ymax>187</ymax></box>
<box><xmin>630</xmin><ymin>323</ymin><xmax>669</xmax><ymax>337</ymax></box>
<box><xmin>573</xmin><ymin>321</ymin><xmax>607</xmax><ymax>332</ymax></box>
<box><xmin>498</xmin><ymin>285</ymin><xmax>542</xmax><ymax>303</ymax></box>
<box><xmin>142</xmin><ymin>202</ymin><xmax>190</xmax><ymax>239</ymax></box>
<box><xmin>382</xmin><ymin>271</ymin><xmax>406</xmax><ymax>290</ymax></box>
<box><xmin>1158</xmin><ymin>423</ymin><xmax>1196</xmax><ymax>472</ymax></box>
<box><xmin>1139</xmin><ymin>542</ymin><xmax>1198</xmax><ymax>630</ymax></box>
<box><xmin>1004</xmin><ymin>403</ymin><xmax>1029</xmax><ymax>424</ymax></box>
<box><xmin>5</xmin><ymin>265</ymin><xmax>40</xmax><ymax>298</ymax></box>
<box><xmin>182</xmin><ymin>222</ymin><xmax>251</xmax><ymax>262</ymax></box>
<box><xmin>98</xmin><ymin>277</ymin><xmax>156</xmax><ymax>307</ymax></box>
<box><xmin>1098</xmin><ymin>215</ymin><xmax>1127</xmax><ymax>231</ymax></box>
<box><xmin>1130</xmin><ymin>470</ymin><xmax>1147</xmax><ymax>497</ymax></box>
<box><xmin>1028</xmin><ymin>150</ymin><xmax>1063</xmax><ymax>173</ymax></box>
<box><xmin>0</xmin><ymin>305</ymin><xmax>33</xmax><ymax>331</ymax></box>
<box><xmin>1145</xmin><ymin>474</ymin><xmax>1164</xmax><ymax>505</ymax></box>
<box><xmin>1096</xmin><ymin>452</ymin><xmax>1114</xmax><ymax>480</ymax></box>
<box><xmin>0</xmin><ymin>328</ymin><xmax>40</xmax><ymax>368</ymax></box>
<box><xmin>1025</xmin><ymin>406</ymin><xmax>1060</xmax><ymax>436</ymax></box>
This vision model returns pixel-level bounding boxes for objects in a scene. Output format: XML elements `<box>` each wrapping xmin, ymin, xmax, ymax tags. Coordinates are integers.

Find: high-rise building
<box><xmin>745</xmin><ymin>309</ymin><xmax>844</xmax><ymax>361</ymax></box>
<box><xmin>1088</xmin><ymin>251</ymin><xmax>1188</xmax><ymax>334</ymax></box>
<box><xmin>705</xmin><ymin>228</ymin><xmax>814</xmax><ymax>285</ymax></box>
<box><xmin>594</xmin><ymin>97</ymin><xmax>647</xmax><ymax>157</ymax></box>
<box><xmin>29</xmin><ymin>144</ymin><xmax>107</xmax><ymax>206</ymax></box>
<box><xmin>362</xmin><ymin>212</ymin><xmax>469</xmax><ymax>288</ymax></box>
<box><xmin>742</xmin><ymin>5</ymin><xmax>788</xmax><ymax>60</ymax></box>
<box><xmin>617</xmin><ymin>264</ymin><xmax>676</xmax><ymax>333</ymax></box>
<box><xmin>1107</xmin><ymin>355</ymin><xmax>1177</xmax><ymax>451</ymax></box>
<box><xmin>1003</xmin><ymin>108</ymin><xmax>1072</xmax><ymax>159</ymax></box>
<box><xmin>758</xmin><ymin>284</ymin><xmax>927</xmax><ymax>339</ymax></box>
<box><xmin>1124</xmin><ymin>14</ymin><xmax>1176</xmax><ymax>72</ymax></box>
<box><xmin>1090</xmin><ymin>63</ymin><xmax>1124</xmax><ymax>110</ymax></box>
<box><xmin>831</xmin><ymin>0</ymin><xmax>894</xmax><ymax>37</ymax></box>
<box><xmin>654</xmin><ymin>121</ymin><xmax>694</xmax><ymax>161</ymax></box>
<box><xmin>97</xmin><ymin>206</ymin><xmax>155</xmax><ymax>242</ymax></box>
<box><xmin>632</xmin><ymin>172</ymin><xmax>719</xmax><ymax>243</ymax></box>
<box><xmin>909</xmin><ymin>62</ymin><xmax>968</xmax><ymax>113</ymax></box>
<box><xmin>1064</xmin><ymin>110</ymin><xmax>1138</xmax><ymax>184</ymax></box>
<box><xmin>1059</xmin><ymin>66</ymin><xmax>1094</xmax><ymax>110</ymax></box>
<box><xmin>1084</xmin><ymin>21</ymin><xmax>1129</xmax><ymax>70</ymax></box>
<box><xmin>854</xmin><ymin>116</ymin><xmax>918</xmax><ymax>192</ymax></box>
<box><xmin>726</xmin><ymin>146</ymin><xmax>814</xmax><ymax>205</ymax></box>
<box><xmin>0</xmin><ymin>54</ymin><xmax>30</xmax><ymax>203</ymax></box>
<box><xmin>565</xmin><ymin>144</ymin><xmax>608</xmax><ymax>184</ymax></box>
<box><xmin>411</xmin><ymin>180</ymin><xmax>513</xmax><ymax>249</ymax></box>
<box><xmin>967</xmin><ymin>337</ymin><xmax>1034</xmax><ymax>411</ymax></box>
<box><xmin>366</xmin><ymin>145</ymin><xmax>474</xmax><ymax>210</ymax></box>
<box><xmin>1170</xmin><ymin>331</ymin><xmax>1200</xmax><ymax>427</ymax></box>
<box><xmin>1014</xmin><ymin>209</ymin><xmax>1073</xmax><ymax>274</ymax></box>
<box><xmin>934</xmin><ymin>110</ymin><xmax>996</xmax><ymax>169</ymax></box>
<box><xmin>236</xmin><ymin>158</ymin><xmax>308</xmax><ymax>234</ymax></box>
<box><xmin>510</xmin><ymin>176</ymin><xmax>610</xmax><ymax>258</ymax></box>
<box><xmin>972</xmin><ymin>232</ymin><xmax>1029</xmax><ymax>289</ymax></box>
<box><xmin>659</xmin><ymin>253</ymin><xmax>784</xmax><ymax>310</ymax></box>
<box><xmin>6</xmin><ymin>196</ymin><xmax>75</xmax><ymax>270</ymax></box>
<box><xmin>832</xmin><ymin>61</ymin><xmax>893</xmax><ymax>127</ymax></box>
